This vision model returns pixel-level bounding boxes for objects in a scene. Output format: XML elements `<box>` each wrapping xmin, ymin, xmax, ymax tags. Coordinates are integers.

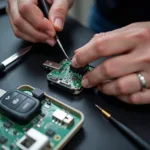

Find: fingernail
<box><xmin>46</xmin><ymin>30</ymin><xmax>55</xmax><ymax>37</ymax></box>
<box><xmin>54</xmin><ymin>18</ymin><xmax>63</xmax><ymax>29</ymax></box>
<box><xmin>71</xmin><ymin>57</ymin><xmax>79</xmax><ymax>67</ymax></box>
<box><xmin>82</xmin><ymin>78</ymin><xmax>90</xmax><ymax>88</ymax></box>
<box><xmin>46</xmin><ymin>39</ymin><xmax>56</xmax><ymax>46</ymax></box>
<box><xmin>74</xmin><ymin>50</ymin><xmax>78</xmax><ymax>54</ymax></box>
<box><xmin>94</xmin><ymin>34</ymin><xmax>99</xmax><ymax>37</ymax></box>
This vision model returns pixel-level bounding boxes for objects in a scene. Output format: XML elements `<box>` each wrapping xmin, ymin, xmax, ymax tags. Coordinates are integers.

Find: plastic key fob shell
<box><xmin>0</xmin><ymin>90</ymin><xmax>41</xmax><ymax>125</ymax></box>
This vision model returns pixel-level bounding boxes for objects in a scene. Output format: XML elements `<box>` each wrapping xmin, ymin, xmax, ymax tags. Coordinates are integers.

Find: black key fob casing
<box><xmin>0</xmin><ymin>90</ymin><xmax>40</xmax><ymax>125</ymax></box>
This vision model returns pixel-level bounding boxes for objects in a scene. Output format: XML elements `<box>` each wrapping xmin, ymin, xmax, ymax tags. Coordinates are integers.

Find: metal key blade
<box><xmin>2</xmin><ymin>45</ymin><xmax>32</xmax><ymax>67</ymax></box>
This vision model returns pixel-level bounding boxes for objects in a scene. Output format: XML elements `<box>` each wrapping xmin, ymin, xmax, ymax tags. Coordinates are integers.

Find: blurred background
<box><xmin>69</xmin><ymin>0</ymin><xmax>93</xmax><ymax>27</ymax></box>
<box><xmin>0</xmin><ymin>0</ymin><xmax>93</xmax><ymax>27</ymax></box>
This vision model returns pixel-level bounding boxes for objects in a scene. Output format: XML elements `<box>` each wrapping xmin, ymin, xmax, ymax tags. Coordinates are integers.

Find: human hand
<box><xmin>71</xmin><ymin>22</ymin><xmax>150</xmax><ymax>104</ymax></box>
<box><xmin>6</xmin><ymin>0</ymin><xmax>72</xmax><ymax>46</ymax></box>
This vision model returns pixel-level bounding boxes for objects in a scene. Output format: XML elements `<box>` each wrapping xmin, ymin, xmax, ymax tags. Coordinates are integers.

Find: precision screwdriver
<box><xmin>38</xmin><ymin>0</ymin><xmax>70</xmax><ymax>61</ymax></box>
<box><xmin>95</xmin><ymin>105</ymin><xmax>150</xmax><ymax>150</ymax></box>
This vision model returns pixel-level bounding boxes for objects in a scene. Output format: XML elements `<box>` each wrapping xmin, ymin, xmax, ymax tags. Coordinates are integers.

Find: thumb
<box><xmin>48</xmin><ymin>0</ymin><xmax>71</xmax><ymax>31</ymax></box>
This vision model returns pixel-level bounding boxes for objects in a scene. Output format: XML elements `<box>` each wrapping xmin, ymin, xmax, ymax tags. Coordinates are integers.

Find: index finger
<box><xmin>71</xmin><ymin>31</ymin><xmax>134</xmax><ymax>68</ymax></box>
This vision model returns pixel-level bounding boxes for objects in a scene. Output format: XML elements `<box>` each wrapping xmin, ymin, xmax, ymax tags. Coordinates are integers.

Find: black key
<box><xmin>7</xmin><ymin>94</ymin><xmax>26</xmax><ymax>109</ymax></box>
<box><xmin>2</xmin><ymin>92</ymin><xmax>18</xmax><ymax>105</ymax></box>
<box><xmin>16</xmin><ymin>98</ymin><xmax>36</xmax><ymax>113</ymax></box>
<box><xmin>0</xmin><ymin>90</ymin><xmax>41</xmax><ymax>125</ymax></box>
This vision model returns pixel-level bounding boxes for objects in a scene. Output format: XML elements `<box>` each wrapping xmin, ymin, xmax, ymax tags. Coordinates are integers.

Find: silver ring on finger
<box><xmin>137</xmin><ymin>73</ymin><xmax>147</xmax><ymax>91</ymax></box>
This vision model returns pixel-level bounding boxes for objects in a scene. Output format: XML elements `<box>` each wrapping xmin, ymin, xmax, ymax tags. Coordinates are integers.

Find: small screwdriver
<box><xmin>38</xmin><ymin>0</ymin><xmax>70</xmax><ymax>61</ymax></box>
<box><xmin>95</xmin><ymin>105</ymin><xmax>150</xmax><ymax>150</ymax></box>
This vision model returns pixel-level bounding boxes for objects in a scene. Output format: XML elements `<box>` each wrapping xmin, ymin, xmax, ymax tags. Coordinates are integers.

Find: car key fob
<box><xmin>0</xmin><ymin>90</ymin><xmax>41</xmax><ymax>125</ymax></box>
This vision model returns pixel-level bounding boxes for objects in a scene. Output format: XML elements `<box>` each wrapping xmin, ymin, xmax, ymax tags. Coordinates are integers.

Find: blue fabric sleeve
<box><xmin>88</xmin><ymin>4</ymin><xmax>120</xmax><ymax>33</ymax></box>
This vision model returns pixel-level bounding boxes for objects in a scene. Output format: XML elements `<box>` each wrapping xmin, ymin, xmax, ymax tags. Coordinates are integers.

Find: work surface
<box><xmin>1</xmin><ymin>14</ymin><xmax>150</xmax><ymax>150</ymax></box>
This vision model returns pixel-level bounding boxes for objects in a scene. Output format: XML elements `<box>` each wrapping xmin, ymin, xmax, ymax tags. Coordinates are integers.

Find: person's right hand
<box><xmin>6</xmin><ymin>0</ymin><xmax>72</xmax><ymax>46</ymax></box>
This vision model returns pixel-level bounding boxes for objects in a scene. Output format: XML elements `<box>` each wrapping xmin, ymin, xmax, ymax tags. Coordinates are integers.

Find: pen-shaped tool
<box><xmin>95</xmin><ymin>104</ymin><xmax>150</xmax><ymax>150</ymax></box>
<box><xmin>38</xmin><ymin>0</ymin><xmax>70</xmax><ymax>61</ymax></box>
<box><xmin>0</xmin><ymin>45</ymin><xmax>32</xmax><ymax>72</ymax></box>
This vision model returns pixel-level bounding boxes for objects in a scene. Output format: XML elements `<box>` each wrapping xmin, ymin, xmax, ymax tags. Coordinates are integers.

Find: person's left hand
<box><xmin>71</xmin><ymin>22</ymin><xmax>150</xmax><ymax>104</ymax></box>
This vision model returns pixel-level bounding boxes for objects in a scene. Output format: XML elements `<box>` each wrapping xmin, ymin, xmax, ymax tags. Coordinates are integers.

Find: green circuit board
<box><xmin>46</xmin><ymin>59</ymin><xmax>93</xmax><ymax>94</ymax></box>
<box><xmin>0</xmin><ymin>85</ymin><xmax>83</xmax><ymax>150</ymax></box>
<box><xmin>47</xmin><ymin>60</ymin><xmax>82</xmax><ymax>89</ymax></box>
